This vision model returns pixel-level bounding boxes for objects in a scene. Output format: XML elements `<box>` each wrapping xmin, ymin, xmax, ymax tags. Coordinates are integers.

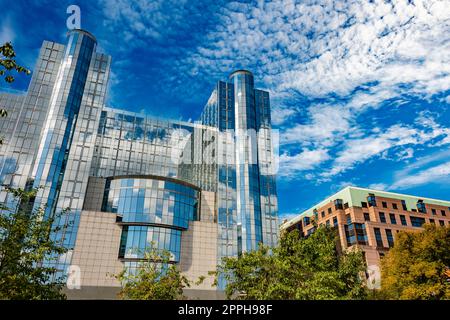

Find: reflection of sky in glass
<box><xmin>103</xmin><ymin>177</ymin><xmax>199</xmax><ymax>230</ymax></box>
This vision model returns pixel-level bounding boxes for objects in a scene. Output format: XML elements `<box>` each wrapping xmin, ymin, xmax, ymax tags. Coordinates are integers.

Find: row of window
<box><xmin>365</xmin><ymin>211</ymin><xmax>447</xmax><ymax>227</ymax></box>
<box><xmin>374</xmin><ymin>227</ymin><xmax>395</xmax><ymax>248</ymax></box>
<box><xmin>362</xmin><ymin>196</ymin><xmax>449</xmax><ymax>216</ymax></box>
<box><xmin>304</xmin><ymin>216</ymin><xmax>338</xmax><ymax>228</ymax></box>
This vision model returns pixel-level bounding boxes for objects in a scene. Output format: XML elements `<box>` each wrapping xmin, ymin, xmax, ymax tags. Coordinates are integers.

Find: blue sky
<box><xmin>1</xmin><ymin>0</ymin><xmax>450</xmax><ymax>221</ymax></box>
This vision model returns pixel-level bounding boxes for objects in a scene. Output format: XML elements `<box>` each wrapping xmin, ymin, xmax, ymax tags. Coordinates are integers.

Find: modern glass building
<box><xmin>0</xmin><ymin>29</ymin><xmax>278</xmax><ymax>299</ymax></box>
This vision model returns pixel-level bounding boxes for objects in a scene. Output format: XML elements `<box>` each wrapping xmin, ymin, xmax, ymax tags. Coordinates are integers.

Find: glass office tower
<box><xmin>200</xmin><ymin>71</ymin><xmax>278</xmax><ymax>289</ymax></box>
<box><xmin>0</xmin><ymin>30</ymin><xmax>278</xmax><ymax>297</ymax></box>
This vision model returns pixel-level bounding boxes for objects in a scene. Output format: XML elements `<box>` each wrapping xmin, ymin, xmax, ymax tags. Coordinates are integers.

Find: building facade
<box><xmin>0</xmin><ymin>29</ymin><xmax>279</xmax><ymax>299</ymax></box>
<box><xmin>281</xmin><ymin>186</ymin><xmax>450</xmax><ymax>272</ymax></box>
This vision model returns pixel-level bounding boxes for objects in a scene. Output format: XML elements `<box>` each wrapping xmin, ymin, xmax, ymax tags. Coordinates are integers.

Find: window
<box><xmin>328</xmin><ymin>207</ymin><xmax>332</xmax><ymax>214</ymax></box>
<box><xmin>326</xmin><ymin>220</ymin><xmax>330</xmax><ymax>227</ymax></box>
<box><xmin>392</xmin><ymin>203</ymin><xmax>398</xmax><ymax>210</ymax></box>
<box><xmin>410</xmin><ymin>216</ymin><xmax>426</xmax><ymax>227</ymax></box>
<box><xmin>382</xmin><ymin>201</ymin><xmax>387</xmax><ymax>208</ymax></box>
<box><xmin>431</xmin><ymin>208</ymin><xmax>436</xmax><ymax>215</ymax></box>
<box><xmin>368</xmin><ymin>194</ymin><xmax>377</xmax><ymax>207</ymax></box>
<box><xmin>333</xmin><ymin>217</ymin><xmax>338</xmax><ymax>227</ymax></box>
<box><xmin>364</xmin><ymin>213</ymin><xmax>370</xmax><ymax>221</ymax></box>
<box><xmin>321</xmin><ymin>211</ymin><xmax>325</xmax><ymax>218</ymax></box>
<box><xmin>306</xmin><ymin>227</ymin><xmax>316</xmax><ymax>236</ymax></box>
<box><xmin>439</xmin><ymin>220</ymin><xmax>445</xmax><ymax>226</ymax></box>
<box><xmin>346</xmin><ymin>214</ymin><xmax>352</xmax><ymax>224</ymax></box>
<box><xmin>334</xmin><ymin>199</ymin><xmax>343</xmax><ymax>210</ymax></box>
<box><xmin>379</xmin><ymin>212</ymin><xmax>386</xmax><ymax>223</ymax></box>
<box><xmin>303</xmin><ymin>216</ymin><xmax>310</xmax><ymax>226</ymax></box>
<box><xmin>442</xmin><ymin>210</ymin><xmax>447</xmax><ymax>217</ymax></box>
<box><xmin>389</xmin><ymin>213</ymin><xmax>397</xmax><ymax>224</ymax></box>
<box><xmin>385</xmin><ymin>229</ymin><xmax>394</xmax><ymax>247</ymax></box>
<box><xmin>345</xmin><ymin>223</ymin><xmax>368</xmax><ymax>246</ymax></box>
<box><xmin>400</xmin><ymin>215</ymin><xmax>407</xmax><ymax>226</ymax></box>
<box><xmin>118</xmin><ymin>226</ymin><xmax>128</xmax><ymax>259</ymax></box>
<box><xmin>401</xmin><ymin>200</ymin><xmax>407</xmax><ymax>211</ymax></box>
<box><xmin>417</xmin><ymin>200</ymin><xmax>426</xmax><ymax>213</ymax></box>
<box><xmin>374</xmin><ymin>228</ymin><xmax>384</xmax><ymax>247</ymax></box>
<box><xmin>429</xmin><ymin>219</ymin><xmax>435</xmax><ymax>224</ymax></box>
<box><xmin>361</xmin><ymin>201</ymin><xmax>368</xmax><ymax>208</ymax></box>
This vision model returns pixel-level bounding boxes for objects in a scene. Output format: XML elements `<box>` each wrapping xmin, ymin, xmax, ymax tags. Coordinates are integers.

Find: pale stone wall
<box><xmin>69</xmin><ymin>189</ymin><xmax>220</xmax><ymax>299</ymax></box>
<box><xmin>200</xmin><ymin>190</ymin><xmax>216</xmax><ymax>223</ymax></box>
<box><xmin>179</xmin><ymin>220</ymin><xmax>218</xmax><ymax>292</ymax></box>
<box><xmin>70</xmin><ymin>210</ymin><xmax>123</xmax><ymax>288</ymax></box>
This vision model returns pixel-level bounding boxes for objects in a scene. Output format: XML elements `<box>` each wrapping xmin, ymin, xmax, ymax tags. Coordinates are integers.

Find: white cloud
<box><xmin>279</xmin><ymin>148</ymin><xmax>330</xmax><ymax>178</ymax></box>
<box><xmin>172</xmin><ymin>0</ymin><xmax>450</xmax><ymax>180</ymax></box>
<box><xmin>183</xmin><ymin>0</ymin><xmax>450</xmax><ymax>98</ymax></box>
<box><xmin>368</xmin><ymin>183</ymin><xmax>389</xmax><ymax>191</ymax></box>
<box><xmin>0</xmin><ymin>16</ymin><xmax>15</xmax><ymax>44</ymax></box>
<box><xmin>323</xmin><ymin>115</ymin><xmax>450</xmax><ymax>178</ymax></box>
<box><xmin>391</xmin><ymin>161</ymin><xmax>450</xmax><ymax>189</ymax></box>
<box><xmin>99</xmin><ymin>0</ymin><xmax>189</xmax><ymax>46</ymax></box>
<box><xmin>369</xmin><ymin>150</ymin><xmax>450</xmax><ymax>191</ymax></box>
<box><xmin>96</xmin><ymin>0</ymin><xmax>450</xmax><ymax>182</ymax></box>
<box><xmin>271</xmin><ymin>105</ymin><xmax>296</xmax><ymax>125</ymax></box>
<box><xmin>281</xmin><ymin>103</ymin><xmax>352</xmax><ymax>148</ymax></box>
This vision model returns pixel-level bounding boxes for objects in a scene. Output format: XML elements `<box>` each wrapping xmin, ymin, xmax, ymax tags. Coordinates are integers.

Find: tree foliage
<box><xmin>115</xmin><ymin>244</ymin><xmax>192</xmax><ymax>300</ymax></box>
<box><xmin>0</xmin><ymin>42</ymin><xmax>30</xmax><ymax>84</ymax></box>
<box><xmin>0</xmin><ymin>187</ymin><xmax>68</xmax><ymax>300</ymax></box>
<box><xmin>380</xmin><ymin>224</ymin><xmax>450</xmax><ymax>300</ymax></box>
<box><xmin>214</xmin><ymin>226</ymin><xmax>368</xmax><ymax>300</ymax></box>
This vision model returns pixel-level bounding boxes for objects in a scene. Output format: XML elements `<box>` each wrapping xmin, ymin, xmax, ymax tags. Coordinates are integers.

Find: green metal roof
<box><xmin>281</xmin><ymin>186</ymin><xmax>450</xmax><ymax>229</ymax></box>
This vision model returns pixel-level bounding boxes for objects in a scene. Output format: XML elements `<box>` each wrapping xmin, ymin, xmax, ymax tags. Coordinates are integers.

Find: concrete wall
<box><xmin>67</xmin><ymin>190</ymin><xmax>220</xmax><ymax>300</ymax></box>
<box><xmin>200</xmin><ymin>190</ymin><xmax>216</xmax><ymax>222</ymax></box>
<box><xmin>179</xmin><ymin>220</ymin><xmax>218</xmax><ymax>294</ymax></box>
<box><xmin>68</xmin><ymin>210</ymin><xmax>123</xmax><ymax>297</ymax></box>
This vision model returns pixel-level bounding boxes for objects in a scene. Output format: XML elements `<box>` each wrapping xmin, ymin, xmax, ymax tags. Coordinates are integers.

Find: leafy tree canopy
<box><xmin>380</xmin><ymin>224</ymin><xmax>450</xmax><ymax>300</ymax></box>
<box><xmin>0</xmin><ymin>42</ymin><xmax>30</xmax><ymax>84</ymax></box>
<box><xmin>0</xmin><ymin>187</ymin><xmax>68</xmax><ymax>300</ymax></box>
<box><xmin>115</xmin><ymin>244</ymin><xmax>193</xmax><ymax>300</ymax></box>
<box><xmin>214</xmin><ymin>226</ymin><xmax>368</xmax><ymax>300</ymax></box>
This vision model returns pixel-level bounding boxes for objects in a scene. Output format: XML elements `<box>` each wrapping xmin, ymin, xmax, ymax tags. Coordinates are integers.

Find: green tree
<box><xmin>0</xmin><ymin>42</ymin><xmax>30</xmax><ymax>84</ymax></box>
<box><xmin>115</xmin><ymin>244</ymin><xmax>192</xmax><ymax>300</ymax></box>
<box><xmin>0</xmin><ymin>41</ymin><xmax>30</xmax><ymax>145</ymax></box>
<box><xmin>214</xmin><ymin>226</ymin><xmax>368</xmax><ymax>300</ymax></box>
<box><xmin>380</xmin><ymin>224</ymin><xmax>450</xmax><ymax>300</ymax></box>
<box><xmin>0</xmin><ymin>187</ymin><xmax>68</xmax><ymax>300</ymax></box>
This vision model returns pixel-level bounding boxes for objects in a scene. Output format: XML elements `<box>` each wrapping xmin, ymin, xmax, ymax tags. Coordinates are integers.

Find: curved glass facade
<box><xmin>119</xmin><ymin>226</ymin><xmax>182</xmax><ymax>262</ymax></box>
<box><xmin>102</xmin><ymin>176</ymin><xmax>199</xmax><ymax>263</ymax></box>
<box><xmin>102</xmin><ymin>177</ymin><xmax>199</xmax><ymax>229</ymax></box>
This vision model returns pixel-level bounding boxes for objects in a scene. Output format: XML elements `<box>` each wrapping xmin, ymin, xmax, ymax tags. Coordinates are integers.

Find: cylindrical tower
<box><xmin>30</xmin><ymin>29</ymin><xmax>98</xmax><ymax>276</ymax></box>
<box><xmin>32</xmin><ymin>29</ymin><xmax>97</xmax><ymax>214</ymax></box>
<box><xmin>228</xmin><ymin>70</ymin><xmax>263</xmax><ymax>253</ymax></box>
